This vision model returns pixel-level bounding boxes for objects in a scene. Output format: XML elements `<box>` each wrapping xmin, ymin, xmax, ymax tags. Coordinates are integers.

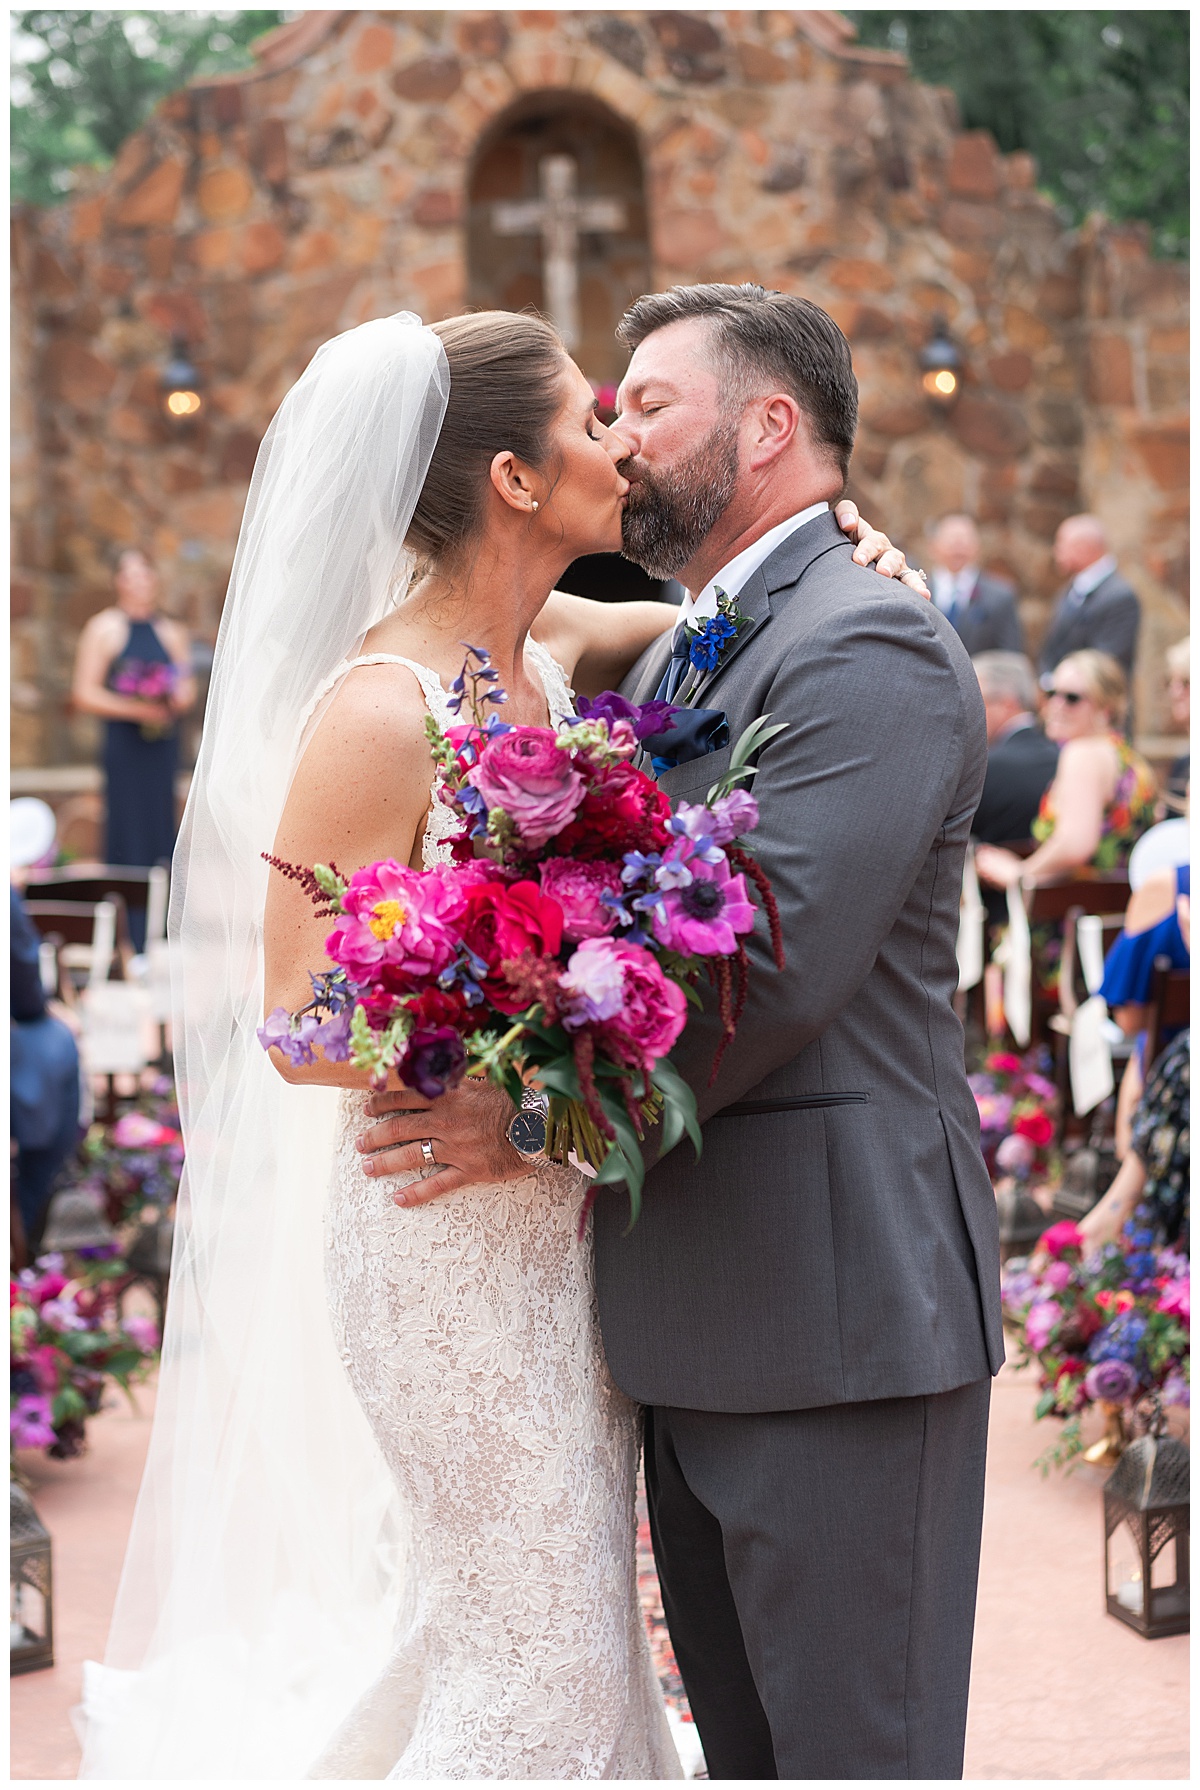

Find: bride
<box><xmin>80</xmin><ymin>310</ymin><xmax>922</xmax><ymax>1779</ymax></box>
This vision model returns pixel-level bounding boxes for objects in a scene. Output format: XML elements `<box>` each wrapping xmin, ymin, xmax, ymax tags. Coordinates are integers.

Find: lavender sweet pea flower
<box><xmin>1161</xmin><ymin>1371</ymin><xmax>1190</xmax><ymax>1408</ymax></box>
<box><xmin>1083</xmin><ymin>1358</ymin><xmax>1139</xmax><ymax>1404</ymax></box>
<box><xmin>256</xmin><ymin>1007</ymin><xmax>321</xmax><ymax>1067</ymax></box>
<box><xmin>313</xmin><ymin>1009</ymin><xmax>353</xmax><ymax>1062</ymax></box>
<box><xmin>559</xmin><ymin>938</ymin><xmax>627</xmax><ymax>1028</ymax></box>
<box><xmin>707</xmin><ymin>788</ymin><xmax>759</xmax><ymax>845</ymax></box>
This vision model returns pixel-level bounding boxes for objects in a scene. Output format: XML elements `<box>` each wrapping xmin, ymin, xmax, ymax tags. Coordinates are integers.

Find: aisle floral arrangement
<box><xmin>1001</xmin><ymin>1214</ymin><xmax>1190</xmax><ymax>1470</ymax></box>
<box><xmin>77</xmin><ymin>1081</ymin><xmax>184</xmax><ymax>1228</ymax></box>
<box><xmin>10</xmin><ymin>1256</ymin><xmax>159</xmax><ymax>1460</ymax></box>
<box><xmin>968</xmin><ymin>1047</ymin><xmax>1060</xmax><ymax>1181</ymax></box>
<box><xmin>260</xmin><ymin>648</ymin><xmax>784</xmax><ymax>1226</ymax></box>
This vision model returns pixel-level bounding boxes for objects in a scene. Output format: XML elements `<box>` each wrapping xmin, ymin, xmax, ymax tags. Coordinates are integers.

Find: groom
<box><xmin>359</xmin><ymin>283</ymin><xmax>1002</xmax><ymax>1778</ymax></box>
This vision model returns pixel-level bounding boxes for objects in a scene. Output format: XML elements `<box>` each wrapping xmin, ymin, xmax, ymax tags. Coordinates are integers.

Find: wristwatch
<box><xmin>507</xmin><ymin>1089</ymin><xmax>550</xmax><ymax>1163</ymax></box>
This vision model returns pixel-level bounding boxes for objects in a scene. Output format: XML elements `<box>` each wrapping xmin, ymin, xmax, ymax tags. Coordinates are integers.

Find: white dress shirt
<box><xmin>678</xmin><ymin>501</ymin><xmax>830</xmax><ymax>628</ymax></box>
<box><xmin>930</xmin><ymin>564</ymin><xmax>979</xmax><ymax>619</ymax></box>
<box><xmin>1065</xmin><ymin>552</ymin><xmax>1117</xmax><ymax>609</ymax></box>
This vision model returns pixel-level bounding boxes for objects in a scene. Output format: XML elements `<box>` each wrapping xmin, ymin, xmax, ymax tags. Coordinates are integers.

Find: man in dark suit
<box><xmin>971</xmin><ymin>651</ymin><xmax>1060</xmax><ymax>846</ymax></box>
<box><xmin>927</xmin><ymin>513</ymin><xmax>1024</xmax><ymax>656</ymax></box>
<box><xmin>1037</xmin><ymin>513</ymin><xmax>1140</xmax><ymax>682</ymax></box>
<box><xmin>597</xmin><ymin>286</ymin><xmax>999</xmax><ymax>1779</ymax></box>
<box><xmin>971</xmin><ymin>651</ymin><xmax>1060</xmax><ymax>930</ymax></box>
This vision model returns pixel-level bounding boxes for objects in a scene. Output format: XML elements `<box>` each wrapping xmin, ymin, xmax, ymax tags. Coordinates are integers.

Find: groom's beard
<box><xmin>618</xmin><ymin>419</ymin><xmax>741</xmax><ymax>581</ymax></box>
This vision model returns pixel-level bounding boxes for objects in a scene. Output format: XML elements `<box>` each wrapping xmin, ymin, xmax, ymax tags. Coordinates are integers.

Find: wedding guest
<box><xmin>11</xmin><ymin>805</ymin><xmax>82</xmax><ymax>1257</ymax></box>
<box><xmin>71</xmin><ymin>547</ymin><xmax>196</xmax><ymax>944</ymax></box>
<box><xmin>1163</xmin><ymin>635</ymin><xmax>1189</xmax><ymax>809</ymax></box>
<box><xmin>971</xmin><ymin>652</ymin><xmax>1059</xmax><ymax>845</ymax></box>
<box><xmin>927</xmin><ymin>513</ymin><xmax>1023</xmax><ymax>655</ymax></box>
<box><xmin>1101</xmin><ymin>867</ymin><xmax>1189</xmax><ymax>1156</ymax></box>
<box><xmin>1078</xmin><ymin>1027</ymin><xmax>1190</xmax><ymax>1256</ymax></box>
<box><xmin>975</xmin><ymin>650</ymin><xmax>1157</xmax><ymax>993</ymax></box>
<box><xmin>1038</xmin><ymin>514</ymin><xmax>1140</xmax><ymax>683</ymax></box>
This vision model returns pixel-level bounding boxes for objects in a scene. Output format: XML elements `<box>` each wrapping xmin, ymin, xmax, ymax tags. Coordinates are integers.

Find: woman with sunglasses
<box><xmin>976</xmin><ymin>649</ymin><xmax>1157</xmax><ymax>989</ymax></box>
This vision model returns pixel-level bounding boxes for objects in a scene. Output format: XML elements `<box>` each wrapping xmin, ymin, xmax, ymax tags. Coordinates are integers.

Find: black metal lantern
<box><xmin>160</xmin><ymin>336</ymin><xmax>204</xmax><ymax>423</ymax></box>
<box><xmin>1103</xmin><ymin>1424</ymin><xmax>1189</xmax><ymax>1638</ymax></box>
<box><xmin>918</xmin><ymin>316</ymin><xmax>963</xmax><ymax>409</ymax></box>
<box><xmin>10</xmin><ymin>1480</ymin><xmax>54</xmax><ymax>1673</ymax></box>
<box><xmin>40</xmin><ymin>1186</ymin><xmax>118</xmax><ymax>1255</ymax></box>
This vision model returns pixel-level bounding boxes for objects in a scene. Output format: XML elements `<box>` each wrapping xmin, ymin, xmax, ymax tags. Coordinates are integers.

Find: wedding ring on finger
<box><xmin>420</xmin><ymin>1138</ymin><xmax>436</xmax><ymax>1168</ymax></box>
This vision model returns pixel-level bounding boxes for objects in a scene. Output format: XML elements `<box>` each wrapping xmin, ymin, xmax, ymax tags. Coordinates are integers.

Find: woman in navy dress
<box><xmin>71</xmin><ymin>548</ymin><xmax>197</xmax><ymax>877</ymax></box>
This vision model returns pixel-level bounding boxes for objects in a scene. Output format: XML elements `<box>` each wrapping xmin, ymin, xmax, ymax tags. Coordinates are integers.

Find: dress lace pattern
<box><xmin>313</xmin><ymin>645</ymin><xmax>681</xmax><ymax>1779</ymax></box>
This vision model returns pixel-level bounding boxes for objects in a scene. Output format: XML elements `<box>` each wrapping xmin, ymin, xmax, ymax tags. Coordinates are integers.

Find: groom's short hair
<box><xmin>617</xmin><ymin>283</ymin><xmax>858</xmax><ymax>478</ymax></box>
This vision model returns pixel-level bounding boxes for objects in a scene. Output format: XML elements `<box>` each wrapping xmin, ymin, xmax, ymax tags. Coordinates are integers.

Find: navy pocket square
<box><xmin>643</xmin><ymin>707</ymin><xmax>730</xmax><ymax>774</ymax></box>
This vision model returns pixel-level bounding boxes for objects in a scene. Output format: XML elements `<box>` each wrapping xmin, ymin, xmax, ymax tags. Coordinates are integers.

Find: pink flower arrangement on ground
<box><xmin>259</xmin><ymin>647</ymin><xmax>785</xmax><ymax>1224</ymax></box>
<box><xmin>968</xmin><ymin>1047</ymin><xmax>1060</xmax><ymax>1182</ymax></box>
<box><xmin>11</xmin><ymin>1256</ymin><xmax>158</xmax><ymax>1459</ymax></box>
<box><xmin>1000</xmin><ymin>1215</ymin><xmax>1190</xmax><ymax>1470</ymax></box>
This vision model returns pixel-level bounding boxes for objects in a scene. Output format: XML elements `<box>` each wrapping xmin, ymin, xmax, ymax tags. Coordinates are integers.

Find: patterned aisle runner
<box><xmin>636</xmin><ymin>1470</ymin><xmax>708</xmax><ymax>1778</ymax></box>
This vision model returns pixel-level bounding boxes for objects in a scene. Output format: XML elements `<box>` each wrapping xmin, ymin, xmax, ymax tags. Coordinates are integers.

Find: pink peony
<box><xmin>325</xmin><ymin>859</ymin><xmax>462</xmax><ymax>986</ymax></box>
<box><xmin>1039</xmin><ymin>1220</ymin><xmax>1084</xmax><ymax>1258</ymax></box>
<box><xmin>651</xmin><ymin>843</ymin><xmax>756</xmax><ymax>957</ymax></box>
<box><xmin>1157</xmin><ymin>1280</ymin><xmax>1190</xmax><ymax>1327</ymax></box>
<box><xmin>1042</xmin><ymin>1261</ymin><xmax>1073</xmax><ymax>1291</ymax></box>
<box><xmin>986</xmin><ymin>1052</ymin><xmax>1023</xmax><ymax>1074</ymax></box>
<box><xmin>538</xmin><ymin>859</ymin><xmax>623</xmax><ymax>942</ymax></box>
<box><xmin>1025</xmin><ymin>1301</ymin><xmax>1059</xmax><ymax>1352</ymax></box>
<box><xmin>560</xmin><ymin>939</ymin><xmax>689</xmax><ymax>1068</ymax></box>
<box><xmin>600</xmin><ymin>942</ymin><xmax>689</xmax><ymax>1067</ymax></box>
<box><xmin>468</xmin><ymin>726</ymin><xmax>586</xmax><ymax>849</ymax></box>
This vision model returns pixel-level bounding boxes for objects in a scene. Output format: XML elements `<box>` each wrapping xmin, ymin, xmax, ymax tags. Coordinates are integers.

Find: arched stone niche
<box><xmin>467</xmin><ymin>90</ymin><xmax>651</xmax><ymax>387</ymax></box>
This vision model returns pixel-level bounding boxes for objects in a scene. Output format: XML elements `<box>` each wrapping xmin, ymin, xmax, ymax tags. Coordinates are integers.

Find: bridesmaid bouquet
<box><xmin>260</xmin><ymin>648</ymin><xmax>784</xmax><ymax>1222</ymax></box>
<box><xmin>111</xmin><ymin>658</ymin><xmax>179</xmax><ymax>738</ymax></box>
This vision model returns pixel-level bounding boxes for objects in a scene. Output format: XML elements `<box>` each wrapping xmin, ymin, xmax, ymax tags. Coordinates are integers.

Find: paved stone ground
<box><xmin>12</xmin><ymin>1361</ymin><xmax>1189</xmax><ymax>1780</ymax></box>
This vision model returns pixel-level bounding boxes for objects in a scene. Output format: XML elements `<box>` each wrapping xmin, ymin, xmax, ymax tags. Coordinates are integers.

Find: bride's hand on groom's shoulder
<box><xmin>356</xmin><ymin>1078</ymin><xmax>529</xmax><ymax>1205</ymax></box>
<box><xmin>834</xmin><ymin>500</ymin><xmax>930</xmax><ymax>598</ymax></box>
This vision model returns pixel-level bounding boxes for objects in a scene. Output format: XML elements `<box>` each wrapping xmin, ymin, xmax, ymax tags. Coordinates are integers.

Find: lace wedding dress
<box><xmin>307</xmin><ymin>640</ymin><xmax>682</xmax><ymax>1780</ymax></box>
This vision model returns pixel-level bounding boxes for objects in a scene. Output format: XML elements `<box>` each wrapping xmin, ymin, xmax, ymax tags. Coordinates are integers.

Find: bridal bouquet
<box><xmin>260</xmin><ymin>647</ymin><xmax>783</xmax><ymax>1223</ymax></box>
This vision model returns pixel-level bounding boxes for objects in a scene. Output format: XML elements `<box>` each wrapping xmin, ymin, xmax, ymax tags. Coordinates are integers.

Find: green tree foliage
<box><xmin>847</xmin><ymin>10</ymin><xmax>1188</xmax><ymax>256</ymax></box>
<box><xmin>11</xmin><ymin>10</ymin><xmax>285</xmax><ymax>206</ymax></box>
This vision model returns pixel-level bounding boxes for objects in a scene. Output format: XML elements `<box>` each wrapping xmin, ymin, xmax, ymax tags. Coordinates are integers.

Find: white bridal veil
<box><xmin>79</xmin><ymin>315</ymin><xmax>450</xmax><ymax>1777</ymax></box>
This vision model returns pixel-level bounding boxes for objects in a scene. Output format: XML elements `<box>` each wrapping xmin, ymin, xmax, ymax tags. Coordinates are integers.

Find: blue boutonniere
<box><xmin>685</xmin><ymin>587</ymin><xmax>745</xmax><ymax>679</ymax></box>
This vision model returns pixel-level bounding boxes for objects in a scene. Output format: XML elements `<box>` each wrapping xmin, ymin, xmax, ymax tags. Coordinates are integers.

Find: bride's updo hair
<box><xmin>408</xmin><ymin>311</ymin><xmax>571</xmax><ymax>565</ymax></box>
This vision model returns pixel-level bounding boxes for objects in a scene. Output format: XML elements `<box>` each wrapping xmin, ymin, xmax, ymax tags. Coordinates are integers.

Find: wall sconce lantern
<box><xmin>1103</xmin><ymin>1418</ymin><xmax>1189</xmax><ymax>1639</ymax></box>
<box><xmin>160</xmin><ymin>337</ymin><xmax>204</xmax><ymax>423</ymax></box>
<box><xmin>918</xmin><ymin>316</ymin><xmax>963</xmax><ymax>409</ymax></box>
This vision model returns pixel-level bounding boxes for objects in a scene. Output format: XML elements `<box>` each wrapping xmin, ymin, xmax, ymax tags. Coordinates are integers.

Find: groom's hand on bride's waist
<box><xmin>356</xmin><ymin>1080</ymin><xmax>528</xmax><ymax>1205</ymax></box>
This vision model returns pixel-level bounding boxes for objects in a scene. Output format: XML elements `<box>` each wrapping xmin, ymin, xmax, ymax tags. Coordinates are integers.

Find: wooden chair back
<box><xmin>1144</xmin><ymin>957</ymin><xmax>1190</xmax><ymax>1071</ymax></box>
<box><xmin>1021</xmin><ymin>873</ymin><xmax>1131</xmax><ymax>927</ymax></box>
<box><xmin>25</xmin><ymin>865</ymin><xmax>168</xmax><ymax>943</ymax></box>
<box><xmin>24</xmin><ymin>898</ymin><xmax>128</xmax><ymax>987</ymax></box>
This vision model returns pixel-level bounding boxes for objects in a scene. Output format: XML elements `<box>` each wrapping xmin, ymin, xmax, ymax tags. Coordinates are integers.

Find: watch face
<box><xmin>508</xmin><ymin>1109</ymin><xmax>548</xmax><ymax>1157</ymax></box>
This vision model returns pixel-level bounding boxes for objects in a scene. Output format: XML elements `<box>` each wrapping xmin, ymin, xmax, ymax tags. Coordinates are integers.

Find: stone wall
<box><xmin>10</xmin><ymin>8</ymin><xmax>1189</xmax><ymax>769</ymax></box>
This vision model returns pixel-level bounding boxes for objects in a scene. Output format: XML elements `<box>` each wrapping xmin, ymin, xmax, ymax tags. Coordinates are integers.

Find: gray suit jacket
<box><xmin>951</xmin><ymin>571</ymin><xmax>1024</xmax><ymax>658</ymax></box>
<box><xmin>1037</xmin><ymin>569</ymin><xmax>1140</xmax><ymax>681</ymax></box>
<box><xmin>594</xmin><ymin>510</ymin><xmax>1003</xmax><ymax>1412</ymax></box>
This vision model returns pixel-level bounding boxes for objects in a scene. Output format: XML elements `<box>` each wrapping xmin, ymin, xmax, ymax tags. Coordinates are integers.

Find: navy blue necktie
<box><xmin>654</xmin><ymin>625</ymin><xmax>693</xmax><ymax>705</ymax></box>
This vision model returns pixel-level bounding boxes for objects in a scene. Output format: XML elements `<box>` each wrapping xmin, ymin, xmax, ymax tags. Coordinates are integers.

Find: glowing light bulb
<box><xmin>166</xmin><ymin>389</ymin><xmax>203</xmax><ymax>418</ymax></box>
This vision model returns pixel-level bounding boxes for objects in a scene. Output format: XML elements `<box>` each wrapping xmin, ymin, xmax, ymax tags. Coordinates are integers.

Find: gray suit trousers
<box><xmin>645</xmin><ymin>1378</ymin><xmax>992</xmax><ymax>1780</ymax></box>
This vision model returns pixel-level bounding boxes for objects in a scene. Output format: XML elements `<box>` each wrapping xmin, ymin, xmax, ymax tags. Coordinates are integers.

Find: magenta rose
<box><xmin>325</xmin><ymin>858</ymin><xmax>461</xmax><ymax>986</ymax></box>
<box><xmin>538</xmin><ymin>859</ymin><xmax>623</xmax><ymax>942</ymax></box>
<box><xmin>467</xmin><ymin>726</ymin><xmax>586</xmax><ymax>849</ymax></box>
<box><xmin>591</xmin><ymin>940</ymin><xmax>688</xmax><ymax>1070</ymax></box>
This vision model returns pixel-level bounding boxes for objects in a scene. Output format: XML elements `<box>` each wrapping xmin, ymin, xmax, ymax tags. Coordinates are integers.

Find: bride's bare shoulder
<box><xmin>292</xmin><ymin>661</ymin><xmax>435</xmax><ymax>802</ymax></box>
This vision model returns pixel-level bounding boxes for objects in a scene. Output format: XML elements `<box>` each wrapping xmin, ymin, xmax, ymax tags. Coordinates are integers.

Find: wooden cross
<box><xmin>492</xmin><ymin>153</ymin><xmax>627</xmax><ymax>352</ymax></box>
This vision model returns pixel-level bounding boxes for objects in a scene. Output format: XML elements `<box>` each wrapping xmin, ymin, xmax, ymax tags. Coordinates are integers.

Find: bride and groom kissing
<box><xmin>82</xmin><ymin>284</ymin><xmax>1002</xmax><ymax>1781</ymax></box>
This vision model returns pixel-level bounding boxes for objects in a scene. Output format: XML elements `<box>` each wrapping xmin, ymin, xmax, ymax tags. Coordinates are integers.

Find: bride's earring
<box><xmin>530</xmin><ymin>500</ymin><xmax>539</xmax><ymax>512</ymax></box>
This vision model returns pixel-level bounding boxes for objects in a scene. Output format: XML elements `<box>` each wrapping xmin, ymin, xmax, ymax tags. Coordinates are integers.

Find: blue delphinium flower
<box><xmin>687</xmin><ymin>612</ymin><xmax>737</xmax><ymax>672</ymax></box>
